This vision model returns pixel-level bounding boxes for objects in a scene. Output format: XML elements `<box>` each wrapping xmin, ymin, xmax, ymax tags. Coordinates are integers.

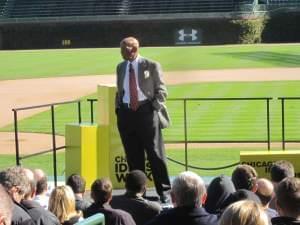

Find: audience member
<box><xmin>33</xmin><ymin>169</ymin><xmax>49</xmax><ymax>209</ymax></box>
<box><xmin>270</xmin><ymin>161</ymin><xmax>295</xmax><ymax>185</ymax></box>
<box><xmin>146</xmin><ymin>171</ymin><xmax>218</xmax><ymax>225</ymax></box>
<box><xmin>21</xmin><ymin>168</ymin><xmax>60</xmax><ymax>225</ymax></box>
<box><xmin>66</xmin><ymin>174</ymin><xmax>91</xmax><ymax>212</ymax></box>
<box><xmin>204</xmin><ymin>175</ymin><xmax>236</xmax><ymax>216</ymax></box>
<box><xmin>111</xmin><ymin>170</ymin><xmax>161</xmax><ymax>225</ymax></box>
<box><xmin>256</xmin><ymin>178</ymin><xmax>278</xmax><ymax>220</ymax></box>
<box><xmin>0</xmin><ymin>184</ymin><xmax>13</xmax><ymax>225</ymax></box>
<box><xmin>271</xmin><ymin>177</ymin><xmax>300</xmax><ymax>225</ymax></box>
<box><xmin>0</xmin><ymin>166</ymin><xmax>35</xmax><ymax>225</ymax></box>
<box><xmin>48</xmin><ymin>185</ymin><xmax>82</xmax><ymax>225</ymax></box>
<box><xmin>84</xmin><ymin>178</ymin><xmax>136</xmax><ymax>225</ymax></box>
<box><xmin>227</xmin><ymin>189</ymin><xmax>261</xmax><ymax>205</ymax></box>
<box><xmin>219</xmin><ymin>200</ymin><xmax>269</xmax><ymax>225</ymax></box>
<box><xmin>231</xmin><ymin>164</ymin><xmax>258</xmax><ymax>192</ymax></box>
<box><xmin>269</xmin><ymin>160</ymin><xmax>295</xmax><ymax>209</ymax></box>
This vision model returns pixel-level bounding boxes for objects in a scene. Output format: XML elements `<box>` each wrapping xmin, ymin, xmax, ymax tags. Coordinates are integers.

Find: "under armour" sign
<box><xmin>175</xmin><ymin>28</ymin><xmax>202</xmax><ymax>45</ymax></box>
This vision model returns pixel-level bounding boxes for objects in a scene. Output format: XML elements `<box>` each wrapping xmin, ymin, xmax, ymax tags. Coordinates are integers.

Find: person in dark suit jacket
<box><xmin>66</xmin><ymin>174</ymin><xmax>91</xmax><ymax>212</ymax></box>
<box><xmin>146</xmin><ymin>171</ymin><xmax>218</xmax><ymax>225</ymax></box>
<box><xmin>111</xmin><ymin>170</ymin><xmax>161</xmax><ymax>225</ymax></box>
<box><xmin>21</xmin><ymin>168</ymin><xmax>60</xmax><ymax>225</ymax></box>
<box><xmin>84</xmin><ymin>178</ymin><xmax>136</xmax><ymax>225</ymax></box>
<box><xmin>115</xmin><ymin>36</ymin><xmax>171</xmax><ymax>203</ymax></box>
<box><xmin>0</xmin><ymin>167</ymin><xmax>35</xmax><ymax>225</ymax></box>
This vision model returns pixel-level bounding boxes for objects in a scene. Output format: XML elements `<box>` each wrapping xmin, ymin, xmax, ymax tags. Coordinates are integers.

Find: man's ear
<box><xmin>170</xmin><ymin>191</ymin><xmax>177</xmax><ymax>207</ymax></box>
<box><xmin>201</xmin><ymin>193</ymin><xmax>207</xmax><ymax>205</ymax></box>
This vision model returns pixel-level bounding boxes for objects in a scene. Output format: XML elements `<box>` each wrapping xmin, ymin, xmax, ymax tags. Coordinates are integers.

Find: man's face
<box><xmin>121</xmin><ymin>44</ymin><xmax>138</xmax><ymax>61</ymax></box>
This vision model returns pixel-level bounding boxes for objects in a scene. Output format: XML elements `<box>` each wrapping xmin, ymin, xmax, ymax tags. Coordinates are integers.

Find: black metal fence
<box><xmin>12</xmin><ymin>96</ymin><xmax>300</xmax><ymax>184</ymax></box>
<box><xmin>12</xmin><ymin>100</ymin><xmax>82</xmax><ymax>186</ymax></box>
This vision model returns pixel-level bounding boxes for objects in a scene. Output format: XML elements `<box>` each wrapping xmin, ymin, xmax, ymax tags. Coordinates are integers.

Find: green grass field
<box><xmin>1</xmin><ymin>44</ymin><xmax>300</xmax><ymax>177</ymax></box>
<box><xmin>0</xmin><ymin>44</ymin><xmax>300</xmax><ymax>80</ymax></box>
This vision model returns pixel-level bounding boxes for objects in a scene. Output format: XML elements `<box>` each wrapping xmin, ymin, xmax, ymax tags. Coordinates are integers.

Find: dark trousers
<box><xmin>117</xmin><ymin>102</ymin><xmax>171</xmax><ymax>196</ymax></box>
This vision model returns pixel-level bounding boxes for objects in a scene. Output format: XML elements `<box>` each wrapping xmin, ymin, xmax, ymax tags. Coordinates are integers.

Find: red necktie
<box><xmin>129</xmin><ymin>63</ymin><xmax>138</xmax><ymax>111</ymax></box>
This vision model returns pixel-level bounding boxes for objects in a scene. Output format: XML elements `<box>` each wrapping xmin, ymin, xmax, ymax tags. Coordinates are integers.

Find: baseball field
<box><xmin>1</xmin><ymin>43</ymin><xmax>300</xmax><ymax>177</ymax></box>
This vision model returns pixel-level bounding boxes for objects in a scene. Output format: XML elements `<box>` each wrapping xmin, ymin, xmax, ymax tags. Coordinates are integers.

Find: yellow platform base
<box><xmin>65</xmin><ymin>123</ymin><xmax>98</xmax><ymax>188</ymax></box>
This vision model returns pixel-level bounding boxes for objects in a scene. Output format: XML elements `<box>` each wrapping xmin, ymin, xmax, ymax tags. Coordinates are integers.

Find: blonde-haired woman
<box><xmin>219</xmin><ymin>200</ymin><xmax>269</xmax><ymax>225</ymax></box>
<box><xmin>48</xmin><ymin>185</ymin><xmax>83</xmax><ymax>225</ymax></box>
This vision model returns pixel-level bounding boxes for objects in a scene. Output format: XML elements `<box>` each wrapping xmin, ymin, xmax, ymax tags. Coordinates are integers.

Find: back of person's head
<box><xmin>0</xmin><ymin>166</ymin><xmax>30</xmax><ymax>202</ymax></box>
<box><xmin>171</xmin><ymin>171</ymin><xmax>206</xmax><ymax>207</ymax></box>
<box><xmin>270</xmin><ymin>160</ymin><xmax>295</xmax><ymax>183</ymax></box>
<box><xmin>48</xmin><ymin>185</ymin><xmax>77</xmax><ymax>223</ymax></box>
<box><xmin>33</xmin><ymin>169</ymin><xmax>48</xmax><ymax>195</ymax></box>
<box><xmin>275</xmin><ymin>177</ymin><xmax>300</xmax><ymax>218</ymax></box>
<box><xmin>0</xmin><ymin>184</ymin><xmax>13</xmax><ymax>225</ymax></box>
<box><xmin>22</xmin><ymin>168</ymin><xmax>37</xmax><ymax>199</ymax></box>
<box><xmin>66</xmin><ymin>174</ymin><xmax>86</xmax><ymax>194</ymax></box>
<box><xmin>219</xmin><ymin>200</ymin><xmax>268</xmax><ymax>225</ymax></box>
<box><xmin>232</xmin><ymin>165</ymin><xmax>257</xmax><ymax>191</ymax></box>
<box><xmin>256</xmin><ymin>178</ymin><xmax>274</xmax><ymax>207</ymax></box>
<box><xmin>205</xmin><ymin>175</ymin><xmax>236</xmax><ymax>214</ymax></box>
<box><xmin>125</xmin><ymin>170</ymin><xmax>147</xmax><ymax>194</ymax></box>
<box><xmin>91</xmin><ymin>178</ymin><xmax>113</xmax><ymax>205</ymax></box>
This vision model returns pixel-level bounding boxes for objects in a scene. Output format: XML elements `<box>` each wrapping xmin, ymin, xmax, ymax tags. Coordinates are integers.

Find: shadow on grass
<box><xmin>217</xmin><ymin>51</ymin><xmax>300</xmax><ymax>67</ymax></box>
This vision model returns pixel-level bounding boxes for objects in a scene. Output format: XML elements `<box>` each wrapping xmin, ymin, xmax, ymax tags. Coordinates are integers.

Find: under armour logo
<box><xmin>178</xmin><ymin>29</ymin><xmax>198</xmax><ymax>41</ymax></box>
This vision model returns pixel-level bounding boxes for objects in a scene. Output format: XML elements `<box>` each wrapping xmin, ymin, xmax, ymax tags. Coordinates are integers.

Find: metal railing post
<box><xmin>266</xmin><ymin>99</ymin><xmax>271</xmax><ymax>150</ymax></box>
<box><xmin>281</xmin><ymin>99</ymin><xmax>285</xmax><ymax>150</ymax></box>
<box><xmin>78</xmin><ymin>101</ymin><xmax>82</xmax><ymax>124</ymax></box>
<box><xmin>13</xmin><ymin>109</ymin><xmax>20</xmax><ymax>166</ymax></box>
<box><xmin>51</xmin><ymin>105</ymin><xmax>58</xmax><ymax>187</ymax></box>
<box><xmin>183</xmin><ymin>99</ymin><xmax>188</xmax><ymax>171</ymax></box>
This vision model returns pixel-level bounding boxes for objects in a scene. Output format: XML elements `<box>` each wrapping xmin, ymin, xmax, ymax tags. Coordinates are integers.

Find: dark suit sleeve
<box><xmin>115</xmin><ymin>64</ymin><xmax>122</xmax><ymax>112</ymax></box>
<box><xmin>151</xmin><ymin>61</ymin><xmax>167</xmax><ymax>111</ymax></box>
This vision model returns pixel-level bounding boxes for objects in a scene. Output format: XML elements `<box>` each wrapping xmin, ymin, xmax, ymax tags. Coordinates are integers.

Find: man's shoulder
<box><xmin>112</xmin><ymin>195</ymin><xmax>161</xmax><ymax>212</ymax></box>
<box><xmin>147</xmin><ymin>207</ymin><xmax>218</xmax><ymax>225</ymax></box>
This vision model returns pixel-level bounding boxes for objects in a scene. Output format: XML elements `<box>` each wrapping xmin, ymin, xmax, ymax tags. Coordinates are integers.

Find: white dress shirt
<box><xmin>122</xmin><ymin>56</ymin><xmax>147</xmax><ymax>104</ymax></box>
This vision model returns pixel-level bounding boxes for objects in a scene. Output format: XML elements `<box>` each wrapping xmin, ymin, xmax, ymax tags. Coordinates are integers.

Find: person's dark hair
<box><xmin>91</xmin><ymin>178</ymin><xmax>112</xmax><ymax>204</ymax></box>
<box><xmin>270</xmin><ymin>160</ymin><xmax>295</xmax><ymax>183</ymax></box>
<box><xmin>66</xmin><ymin>174</ymin><xmax>86</xmax><ymax>194</ymax></box>
<box><xmin>125</xmin><ymin>170</ymin><xmax>147</xmax><ymax>194</ymax></box>
<box><xmin>36</xmin><ymin>177</ymin><xmax>48</xmax><ymax>195</ymax></box>
<box><xmin>0</xmin><ymin>184</ymin><xmax>13</xmax><ymax>225</ymax></box>
<box><xmin>231</xmin><ymin>165</ymin><xmax>257</xmax><ymax>190</ymax></box>
<box><xmin>276</xmin><ymin>177</ymin><xmax>300</xmax><ymax>218</ymax></box>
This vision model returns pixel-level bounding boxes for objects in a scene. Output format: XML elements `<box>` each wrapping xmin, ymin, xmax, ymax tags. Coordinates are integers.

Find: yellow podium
<box><xmin>65</xmin><ymin>123</ymin><xmax>98</xmax><ymax>188</ymax></box>
<box><xmin>240</xmin><ymin>150</ymin><xmax>300</xmax><ymax>179</ymax></box>
<box><xmin>65</xmin><ymin>85</ymin><xmax>153</xmax><ymax>189</ymax></box>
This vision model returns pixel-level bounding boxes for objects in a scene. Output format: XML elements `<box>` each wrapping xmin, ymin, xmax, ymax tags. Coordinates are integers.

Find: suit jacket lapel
<box><xmin>138</xmin><ymin>57</ymin><xmax>146</xmax><ymax>87</ymax></box>
<box><xmin>119</xmin><ymin>61</ymin><xmax>127</xmax><ymax>93</ymax></box>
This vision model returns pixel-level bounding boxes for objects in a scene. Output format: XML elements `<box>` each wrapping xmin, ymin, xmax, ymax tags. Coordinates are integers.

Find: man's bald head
<box><xmin>33</xmin><ymin>169</ymin><xmax>46</xmax><ymax>181</ymax></box>
<box><xmin>256</xmin><ymin>178</ymin><xmax>274</xmax><ymax>207</ymax></box>
<box><xmin>120</xmin><ymin>37</ymin><xmax>139</xmax><ymax>61</ymax></box>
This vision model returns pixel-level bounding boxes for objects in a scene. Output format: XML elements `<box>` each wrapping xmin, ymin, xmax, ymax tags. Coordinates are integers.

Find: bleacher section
<box><xmin>0</xmin><ymin>0</ymin><xmax>7</xmax><ymax>17</ymax></box>
<box><xmin>0</xmin><ymin>0</ymin><xmax>299</xmax><ymax>20</ymax></box>
<box><xmin>4</xmin><ymin>0</ymin><xmax>250</xmax><ymax>19</ymax></box>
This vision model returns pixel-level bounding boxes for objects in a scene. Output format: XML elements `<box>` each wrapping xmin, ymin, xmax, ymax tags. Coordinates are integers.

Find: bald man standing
<box><xmin>115</xmin><ymin>37</ymin><xmax>171</xmax><ymax>203</ymax></box>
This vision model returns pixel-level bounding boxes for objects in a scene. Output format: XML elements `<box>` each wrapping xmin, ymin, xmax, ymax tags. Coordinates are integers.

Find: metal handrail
<box><xmin>87</xmin><ymin>97</ymin><xmax>272</xmax><ymax>171</ymax></box>
<box><xmin>12</xmin><ymin>100</ymin><xmax>82</xmax><ymax>186</ymax></box>
<box><xmin>278</xmin><ymin>97</ymin><xmax>300</xmax><ymax>150</ymax></box>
